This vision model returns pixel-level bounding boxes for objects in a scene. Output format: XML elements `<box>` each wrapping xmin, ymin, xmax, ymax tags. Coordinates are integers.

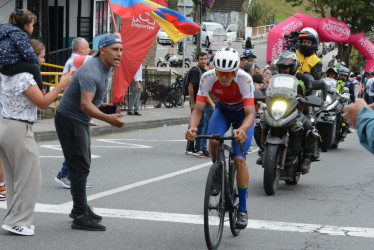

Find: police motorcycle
<box><xmin>157</xmin><ymin>52</ymin><xmax>191</xmax><ymax>68</ymax></box>
<box><xmin>260</xmin><ymin>74</ymin><xmax>322</xmax><ymax>196</ymax></box>
<box><xmin>315</xmin><ymin>77</ymin><xmax>350</xmax><ymax>152</ymax></box>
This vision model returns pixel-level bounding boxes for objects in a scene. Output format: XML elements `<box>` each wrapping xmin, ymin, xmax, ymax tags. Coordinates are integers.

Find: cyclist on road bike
<box><xmin>185</xmin><ymin>47</ymin><xmax>255</xmax><ymax>229</ymax></box>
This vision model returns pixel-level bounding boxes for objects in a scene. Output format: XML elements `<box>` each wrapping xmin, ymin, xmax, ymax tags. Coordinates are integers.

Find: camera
<box><xmin>283</xmin><ymin>31</ymin><xmax>300</xmax><ymax>52</ymax></box>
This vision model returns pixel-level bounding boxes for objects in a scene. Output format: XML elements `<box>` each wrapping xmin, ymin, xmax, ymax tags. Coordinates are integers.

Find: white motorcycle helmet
<box><xmin>213</xmin><ymin>47</ymin><xmax>240</xmax><ymax>72</ymax></box>
<box><xmin>298</xmin><ymin>27</ymin><xmax>319</xmax><ymax>56</ymax></box>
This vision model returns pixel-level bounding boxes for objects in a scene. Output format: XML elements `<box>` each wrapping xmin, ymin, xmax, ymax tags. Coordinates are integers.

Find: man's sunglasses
<box><xmin>216</xmin><ymin>71</ymin><xmax>235</xmax><ymax>78</ymax></box>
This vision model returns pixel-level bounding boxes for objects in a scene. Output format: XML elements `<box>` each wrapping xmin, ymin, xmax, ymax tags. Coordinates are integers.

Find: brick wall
<box><xmin>143</xmin><ymin>39</ymin><xmax>157</xmax><ymax>67</ymax></box>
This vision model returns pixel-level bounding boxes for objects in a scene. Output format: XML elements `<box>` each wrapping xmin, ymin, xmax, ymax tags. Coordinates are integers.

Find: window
<box><xmin>95</xmin><ymin>1</ymin><xmax>108</xmax><ymax>35</ymax></box>
<box><xmin>15</xmin><ymin>0</ymin><xmax>23</xmax><ymax>9</ymax></box>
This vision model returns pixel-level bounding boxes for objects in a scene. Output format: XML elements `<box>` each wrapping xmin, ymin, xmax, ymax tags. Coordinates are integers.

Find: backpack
<box><xmin>183</xmin><ymin>66</ymin><xmax>202</xmax><ymax>96</ymax></box>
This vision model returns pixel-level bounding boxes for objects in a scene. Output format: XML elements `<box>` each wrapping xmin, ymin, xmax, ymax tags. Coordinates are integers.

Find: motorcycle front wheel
<box><xmin>263</xmin><ymin>144</ymin><xmax>281</xmax><ymax>196</ymax></box>
<box><xmin>163</xmin><ymin>90</ymin><xmax>176</xmax><ymax>108</ymax></box>
<box><xmin>156</xmin><ymin>61</ymin><xmax>163</xmax><ymax>67</ymax></box>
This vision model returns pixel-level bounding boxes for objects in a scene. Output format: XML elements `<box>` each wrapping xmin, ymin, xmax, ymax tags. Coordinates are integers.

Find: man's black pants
<box><xmin>55</xmin><ymin>112</ymin><xmax>91</xmax><ymax>215</ymax></box>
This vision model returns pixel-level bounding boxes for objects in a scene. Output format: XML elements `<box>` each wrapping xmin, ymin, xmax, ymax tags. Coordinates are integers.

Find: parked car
<box><xmin>317</xmin><ymin>42</ymin><xmax>337</xmax><ymax>58</ymax></box>
<box><xmin>201</xmin><ymin>22</ymin><xmax>228</xmax><ymax>47</ymax></box>
<box><xmin>226</xmin><ymin>24</ymin><xmax>237</xmax><ymax>42</ymax></box>
<box><xmin>156</xmin><ymin>28</ymin><xmax>171</xmax><ymax>45</ymax></box>
<box><xmin>193</xmin><ymin>23</ymin><xmax>236</xmax><ymax>45</ymax></box>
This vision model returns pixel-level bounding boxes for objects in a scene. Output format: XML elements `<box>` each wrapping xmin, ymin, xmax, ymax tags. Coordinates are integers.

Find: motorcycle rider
<box><xmin>257</xmin><ymin>50</ymin><xmax>320</xmax><ymax>174</ymax></box>
<box><xmin>296</xmin><ymin>27</ymin><xmax>322</xmax><ymax>80</ymax></box>
<box><xmin>337</xmin><ymin>67</ymin><xmax>355</xmax><ymax>103</ymax></box>
<box><xmin>244</xmin><ymin>36</ymin><xmax>253</xmax><ymax>49</ymax></box>
<box><xmin>324</xmin><ymin>67</ymin><xmax>339</xmax><ymax>91</ymax></box>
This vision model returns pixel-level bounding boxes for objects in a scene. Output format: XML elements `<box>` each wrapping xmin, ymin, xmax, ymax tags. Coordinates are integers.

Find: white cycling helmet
<box><xmin>213</xmin><ymin>47</ymin><xmax>240</xmax><ymax>72</ymax></box>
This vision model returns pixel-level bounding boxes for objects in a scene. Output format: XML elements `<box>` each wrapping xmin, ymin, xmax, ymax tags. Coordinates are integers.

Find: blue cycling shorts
<box><xmin>208</xmin><ymin>102</ymin><xmax>254</xmax><ymax>159</ymax></box>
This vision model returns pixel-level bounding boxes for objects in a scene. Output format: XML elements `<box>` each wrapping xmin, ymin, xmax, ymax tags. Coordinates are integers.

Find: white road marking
<box><xmin>61</xmin><ymin>148</ymin><xmax>258</xmax><ymax>205</ymax></box>
<box><xmin>60</xmin><ymin>162</ymin><xmax>213</xmax><ymax>206</ymax></box>
<box><xmin>39</xmin><ymin>145</ymin><xmax>100</xmax><ymax>158</ymax></box>
<box><xmin>0</xmin><ymin>203</ymin><xmax>373</xmax><ymax>238</ymax></box>
<box><xmin>96</xmin><ymin>139</ymin><xmax>152</xmax><ymax>148</ymax></box>
<box><xmin>97</xmin><ymin>139</ymin><xmax>186</xmax><ymax>142</ymax></box>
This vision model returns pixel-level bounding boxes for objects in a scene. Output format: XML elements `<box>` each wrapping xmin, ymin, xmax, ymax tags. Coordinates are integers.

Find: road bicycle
<box><xmin>196</xmin><ymin>134</ymin><xmax>247</xmax><ymax>250</ymax></box>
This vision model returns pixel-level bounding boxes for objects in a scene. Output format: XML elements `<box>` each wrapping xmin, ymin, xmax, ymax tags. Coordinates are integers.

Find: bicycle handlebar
<box><xmin>196</xmin><ymin>134</ymin><xmax>247</xmax><ymax>155</ymax></box>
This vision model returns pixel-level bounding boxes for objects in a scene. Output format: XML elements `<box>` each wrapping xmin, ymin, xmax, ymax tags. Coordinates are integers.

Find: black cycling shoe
<box><xmin>210</xmin><ymin>167</ymin><xmax>222</xmax><ymax>196</ymax></box>
<box><xmin>71</xmin><ymin>214</ymin><xmax>106</xmax><ymax>231</ymax></box>
<box><xmin>235</xmin><ymin>210</ymin><xmax>248</xmax><ymax>229</ymax></box>
<box><xmin>70</xmin><ymin>206</ymin><xmax>102</xmax><ymax>222</ymax></box>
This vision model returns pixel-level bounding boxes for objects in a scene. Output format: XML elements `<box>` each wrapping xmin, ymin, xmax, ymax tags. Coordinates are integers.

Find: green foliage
<box><xmin>167</xmin><ymin>0</ymin><xmax>178</xmax><ymax>10</ymax></box>
<box><xmin>263</xmin><ymin>0</ymin><xmax>319</xmax><ymax>21</ymax></box>
<box><xmin>284</xmin><ymin>0</ymin><xmax>374</xmax><ymax>33</ymax></box>
<box><xmin>246</xmin><ymin>0</ymin><xmax>274</xmax><ymax>27</ymax></box>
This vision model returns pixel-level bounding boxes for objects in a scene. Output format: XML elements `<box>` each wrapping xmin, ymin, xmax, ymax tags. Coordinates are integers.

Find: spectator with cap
<box><xmin>54</xmin><ymin>34</ymin><xmax>125</xmax><ymax>231</ymax></box>
<box><xmin>253</xmin><ymin>73</ymin><xmax>265</xmax><ymax>91</ymax></box>
<box><xmin>239</xmin><ymin>55</ymin><xmax>248</xmax><ymax>70</ymax></box>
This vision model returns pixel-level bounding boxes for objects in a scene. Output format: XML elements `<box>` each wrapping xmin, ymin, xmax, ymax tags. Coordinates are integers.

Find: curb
<box><xmin>34</xmin><ymin>117</ymin><xmax>189</xmax><ymax>142</ymax></box>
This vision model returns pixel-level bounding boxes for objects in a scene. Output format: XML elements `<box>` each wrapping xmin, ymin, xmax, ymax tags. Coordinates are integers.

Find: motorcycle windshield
<box><xmin>266</xmin><ymin>74</ymin><xmax>299</xmax><ymax>99</ymax></box>
<box><xmin>322</xmin><ymin>77</ymin><xmax>337</xmax><ymax>91</ymax></box>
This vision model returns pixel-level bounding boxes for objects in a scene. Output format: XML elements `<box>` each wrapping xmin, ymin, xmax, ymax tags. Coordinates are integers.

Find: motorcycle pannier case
<box><xmin>317</xmin><ymin>112</ymin><xmax>337</xmax><ymax>149</ymax></box>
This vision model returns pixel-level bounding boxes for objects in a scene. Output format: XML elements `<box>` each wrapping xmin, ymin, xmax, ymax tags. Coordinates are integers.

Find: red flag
<box><xmin>112</xmin><ymin>0</ymin><xmax>168</xmax><ymax>104</ymax></box>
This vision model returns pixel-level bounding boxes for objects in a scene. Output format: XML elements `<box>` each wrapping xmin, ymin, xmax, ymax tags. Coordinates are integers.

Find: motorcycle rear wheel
<box><xmin>263</xmin><ymin>144</ymin><xmax>281</xmax><ymax>196</ymax></box>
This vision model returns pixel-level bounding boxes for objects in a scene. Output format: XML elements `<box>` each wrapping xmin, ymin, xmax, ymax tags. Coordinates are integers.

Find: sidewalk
<box><xmin>34</xmin><ymin>104</ymin><xmax>191</xmax><ymax>141</ymax></box>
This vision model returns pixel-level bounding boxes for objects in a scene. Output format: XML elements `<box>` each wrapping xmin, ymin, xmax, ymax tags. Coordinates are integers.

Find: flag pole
<box><xmin>111</xmin><ymin>9</ymin><xmax>118</xmax><ymax>33</ymax></box>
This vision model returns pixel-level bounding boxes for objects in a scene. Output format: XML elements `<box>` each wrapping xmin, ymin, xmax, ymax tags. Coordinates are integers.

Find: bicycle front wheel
<box><xmin>204</xmin><ymin>163</ymin><xmax>225</xmax><ymax>250</ymax></box>
<box><xmin>228</xmin><ymin>162</ymin><xmax>241</xmax><ymax>236</ymax></box>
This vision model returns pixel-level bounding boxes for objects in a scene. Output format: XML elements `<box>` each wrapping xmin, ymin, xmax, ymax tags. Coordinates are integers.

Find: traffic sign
<box><xmin>177</xmin><ymin>0</ymin><xmax>193</xmax><ymax>15</ymax></box>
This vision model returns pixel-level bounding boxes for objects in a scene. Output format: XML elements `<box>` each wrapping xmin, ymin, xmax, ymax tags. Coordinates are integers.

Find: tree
<box><xmin>246</xmin><ymin>0</ymin><xmax>274</xmax><ymax>27</ymax></box>
<box><xmin>285</xmin><ymin>0</ymin><xmax>374</xmax><ymax>67</ymax></box>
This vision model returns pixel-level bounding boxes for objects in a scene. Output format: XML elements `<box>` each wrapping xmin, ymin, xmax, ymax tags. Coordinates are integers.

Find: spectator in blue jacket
<box><xmin>343</xmin><ymin>98</ymin><xmax>374</xmax><ymax>154</ymax></box>
<box><xmin>0</xmin><ymin>9</ymin><xmax>43</xmax><ymax>90</ymax></box>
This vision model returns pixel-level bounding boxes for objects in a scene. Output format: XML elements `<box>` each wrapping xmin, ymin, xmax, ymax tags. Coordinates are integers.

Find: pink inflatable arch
<box><xmin>267</xmin><ymin>12</ymin><xmax>374</xmax><ymax>72</ymax></box>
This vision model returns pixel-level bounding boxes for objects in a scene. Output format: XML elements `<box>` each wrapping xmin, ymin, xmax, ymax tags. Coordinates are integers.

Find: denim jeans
<box><xmin>59</xmin><ymin>161</ymin><xmax>69</xmax><ymax>178</ymax></box>
<box><xmin>197</xmin><ymin>104</ymin><xmax>214</xmax><ymax>152</ymax></box>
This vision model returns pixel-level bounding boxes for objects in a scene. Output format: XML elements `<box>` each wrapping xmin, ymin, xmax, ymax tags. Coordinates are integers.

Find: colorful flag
<box><xmin>109</xmin><ymin>0</ymin><xmax>200</xmax><ymax>42</ymax></box>
<box><xmin>112</xmin><ymin>0</ymin><xmax>167</xmax><ymax>104</ymax></box>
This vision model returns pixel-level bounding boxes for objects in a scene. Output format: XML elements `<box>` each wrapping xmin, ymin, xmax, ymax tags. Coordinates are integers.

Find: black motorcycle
<box><xmin>260</xmin><ymin>74</ymin><xmax>322</xmax><ymax>196</ymax></box>
<box><xmin>163</xmin><ymin>72</ymin><xmax>184</xmax><ymax>108</ymax></box>
<box><xmin>315</xmin><ymin>81</ymin><xmax>350</xmax><ymax>152</ymax></box>
<box><xmin>157</xmin><ymin>53</ymin><xmax>191</xmax><ymax>68</ymax></box>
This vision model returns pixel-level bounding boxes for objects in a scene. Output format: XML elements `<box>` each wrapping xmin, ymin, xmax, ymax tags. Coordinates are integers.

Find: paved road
<box><xmin>1</xmin><ymin>124</ymin><xmax>374</xmax><ymax>250</ymax></box>
<box><xmin>155</xmin><ymin>38</ymin><xmax>268</xmax><ymax>75</ymax></box>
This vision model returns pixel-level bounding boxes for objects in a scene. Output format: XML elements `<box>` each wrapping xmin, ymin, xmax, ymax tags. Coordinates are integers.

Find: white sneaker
<box><xmin>2</xmin><ymin>224</ymin><xmax>34</xmax><ymax>236</ymax></box>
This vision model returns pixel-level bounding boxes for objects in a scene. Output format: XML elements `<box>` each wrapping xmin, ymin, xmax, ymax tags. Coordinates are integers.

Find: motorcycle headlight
<box><xmin>271</xmin><ymin>101</ymin><xmax>287</xmax><ymax>121</ymax></box>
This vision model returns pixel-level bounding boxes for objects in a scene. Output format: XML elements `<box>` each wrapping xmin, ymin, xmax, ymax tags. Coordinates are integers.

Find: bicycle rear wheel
<box><xmin>204</xmin><ymin>163</ymin><xmax>225</xmax><ymax>250</ymax></box>
<box><xmin>228</xmin><ymin>160</ymin><xmax>241</xmax><ymax>236</ymax></box>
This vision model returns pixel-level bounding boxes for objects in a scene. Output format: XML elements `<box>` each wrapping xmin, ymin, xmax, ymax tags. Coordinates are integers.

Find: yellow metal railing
<box><xmin>41</xmin><ymin>63</ymin><xmax>64</xmax><ymax>113</ymax></box>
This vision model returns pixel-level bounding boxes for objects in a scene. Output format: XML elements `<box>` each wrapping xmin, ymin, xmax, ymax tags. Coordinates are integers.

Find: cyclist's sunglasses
<box><xmin>216</xmin><ymin>71</ymin><xmax>235</xmax><ymax>78</ymax></box>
